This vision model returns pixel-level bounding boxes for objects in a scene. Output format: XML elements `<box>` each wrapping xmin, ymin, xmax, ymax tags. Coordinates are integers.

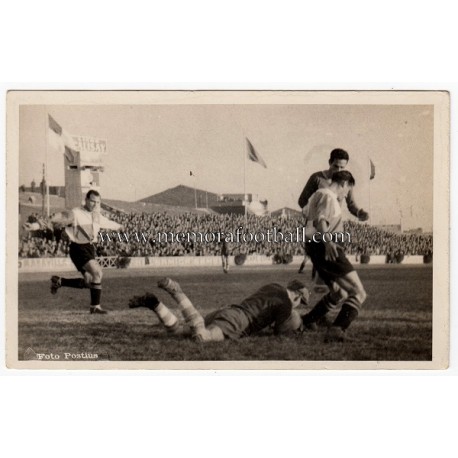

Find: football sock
<box><xmin>332</xmin><ymin>302</ymin><xmax>359</xmax><ymax>330</ymax></box>
<box><xmin>90</xmin><ymin>282</ymin><xmax>102</xmax><ymax>306</ymax></box>
<box><xmin>154</xmin><ymin>303</ymin><xmax>179</xmax><ymax>330</ymax></box>
<box><xmin>160</xmin><ymin>279</ymin><xmax>206</xmax><ymax>333</ymax></box>
<box><xmin>61</xmin><ymin>278</ymin><xmax>86</xmax><ymax>289</ymax></box>
<box><xmin>178</xmin><ymin>302</ymin><xmax>206</xmax><ymax>333</ymax></box>
<box><xmin>302</xmin><ymin>294</ymin><xmax>337</xmax><ymax>325</ymax></box>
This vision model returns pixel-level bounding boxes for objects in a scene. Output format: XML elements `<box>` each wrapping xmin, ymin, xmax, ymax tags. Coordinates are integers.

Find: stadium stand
<box><xmin>19</xmin><ymin>210</ymin><xmax>433</xmax><ymax>260</ymax></box>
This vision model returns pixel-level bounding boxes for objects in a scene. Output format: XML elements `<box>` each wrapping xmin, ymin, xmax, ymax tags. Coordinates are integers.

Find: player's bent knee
<box><xmin>166</xmin><ymin>323</ymin><xmax>188</xmax><ymax>336</ymax></box>
<box><xmin>193</xmin><ymin>325</ymin><xmax>225</xmax><ymax>342</ymax></box>
<box><xmin>356</xmin><ymin>287</ymin><xmax>367</xmax><ymax>304</ymax></box>
<box><xmin>346</xmin><ymin>285</ymin><xmax>366</xmax><ymax>305</ymax></box>
<box><xmin>91</xmin><ymin>268</ymin><xmax>103</xmax><ymax>283</ymax></box>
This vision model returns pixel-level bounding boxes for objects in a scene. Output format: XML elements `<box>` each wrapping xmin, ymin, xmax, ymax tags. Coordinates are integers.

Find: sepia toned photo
<box><xmin>5</xmin><ymin>90</ymin><xmax>449</xmax><ymax>369</ymax></box>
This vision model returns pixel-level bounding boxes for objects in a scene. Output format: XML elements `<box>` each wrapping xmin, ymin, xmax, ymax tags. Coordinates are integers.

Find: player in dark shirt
<box><xmin>297</xmin><ymin>148</ymin><xmax>369</xmax><ymax>274</ymax></box>
<box><xmin>298</xmin><ymin>148</ymin><xmax>368</xmax><ymax>216</ymax></box>
<box><xmin>129</xmin><ymin>278</ymin><xmax>310</xmax><ymax>341</ymax></box>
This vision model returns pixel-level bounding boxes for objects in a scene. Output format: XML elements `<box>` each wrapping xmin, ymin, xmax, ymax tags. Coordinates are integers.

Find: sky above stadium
<box><xmin>19</xmin><ymin>100</ymin><xmax>434</xmax><ymax>231</ymax></box>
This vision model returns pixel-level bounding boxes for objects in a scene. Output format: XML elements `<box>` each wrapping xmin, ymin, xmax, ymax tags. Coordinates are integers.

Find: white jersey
<box><xmin>303</xmin><ymin>188</ymin><xmax>343</xmax><ymax>239</ymax></box>
<box><xmin>63</xmin><ymin>207</ymin><xmax>121</xmax><ymax>244</ymax></box>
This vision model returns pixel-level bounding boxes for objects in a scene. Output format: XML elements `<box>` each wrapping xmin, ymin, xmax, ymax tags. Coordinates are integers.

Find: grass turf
<box><xmin>17</xmin><ymin>264</ymin><xmax>432</xmax><ymax>362</ymax></box>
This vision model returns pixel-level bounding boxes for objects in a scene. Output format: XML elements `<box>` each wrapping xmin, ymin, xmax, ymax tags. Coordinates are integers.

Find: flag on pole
<box><xmin>246</xmin><ymin>138</ymin><xmax>267</xmax><ymax>169</ymax></box>
<box><xmin>370</xmin><ymin>159</ymin><xmax>375</xmax><ymax>180</ymax></box>
<box><xmin>48</xmin><ymin>114</ymin><xmax>76</xmax><ymax>155</ymax></box>
<box><xmin>48</xmin><ymin>115</ymin><xmax>62</xmax><ymax>135</ymax></box>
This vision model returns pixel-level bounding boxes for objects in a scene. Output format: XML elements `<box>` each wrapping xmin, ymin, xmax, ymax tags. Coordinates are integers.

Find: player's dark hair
<box><xmin>287</xmin><ymin>279</ymin><xmax>306</xmax><ymax>291</ymax></box>
<box><xmin>329</xmin><ymin>148</ymin><xmax>349</xmax><ymax>164</ymax></box>
<box><xmin>331</xmin><ymin>170</ymin><xmax>355</xmax><ymax>186</ymax></box>
<box><xmin>86</xmin><ymin>189</ymin><xmax>101</xmax><ymax>199</ymax></box>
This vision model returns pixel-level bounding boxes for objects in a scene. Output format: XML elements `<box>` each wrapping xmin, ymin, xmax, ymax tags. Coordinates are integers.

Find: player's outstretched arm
<box><xmin>50</xmin><ymin>210</ymin><xmax>74</xmax><ymax>226</ymax></box>
<box><xmin>99</xmin><ymin>214</ymin><xmax>123</xmax><ymax>231</ymax></box>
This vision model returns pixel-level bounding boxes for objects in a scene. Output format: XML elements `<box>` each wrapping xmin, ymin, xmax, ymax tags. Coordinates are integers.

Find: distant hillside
<box><xmin>18</xmin><ymin>192</ymin><xmax>213</xmax><ymax>218</ymax></box>
<box><xmin>104</xmin><ymin>199</ymin><xmax>213</xmax><ymax>216</ymax></box>
<box><xmin>140</xmin><ymin>185</ymin><xmax>219</xmax><ymax>208</ymax></box>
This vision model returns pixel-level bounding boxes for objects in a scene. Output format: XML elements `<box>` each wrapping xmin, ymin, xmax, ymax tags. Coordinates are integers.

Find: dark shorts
<box><xmin>305</xmin><ymin>242</ymin><xmax>354</xmax><ymax>284</ymax></box>
<box><xmin>204</xmin><ymin>307</ymin><xmax>250</xmax><ymax>340</ymax></box>
<box><xmin>69</xmin><ymin>243</ymin><xmax>96</xmax><ymax>274</ymax></box>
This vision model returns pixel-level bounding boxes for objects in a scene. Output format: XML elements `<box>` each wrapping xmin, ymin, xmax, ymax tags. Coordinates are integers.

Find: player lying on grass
<box><xmin>129</xmin><ymin>278</ymin><xmax>310</xmax><ymax>341</ymax></box>
<box><xmin>301</xmin><ymin>170</ymin><xmax>367</xmax><ymax>342</ymax></box>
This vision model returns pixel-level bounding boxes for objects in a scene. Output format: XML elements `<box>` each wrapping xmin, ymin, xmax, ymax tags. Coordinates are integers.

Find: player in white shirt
<box><xmin>301</xmin><ymin>171</ymin><xmax>367</xmax><ymax>342</ymax></box>
<box><xmin>49</xmin><ymin>190</ymin><xmax>122</xmax><ymax>314</ymax></box>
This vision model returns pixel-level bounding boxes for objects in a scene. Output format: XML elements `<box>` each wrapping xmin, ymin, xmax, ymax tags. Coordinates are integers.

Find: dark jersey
<box><xmin>235</xmin><ymin>283</ymin><xmax>293</xmax><ymax>335</ymax></box>
<box><xmin>298</xmin><ymin>170</ymin><xmax>360</xmax><ymax>216</ymax></box>
<box><xmin>205</xmin><ymin>283</ymin><xmax>293</xmax><ymax>339</ymax></box>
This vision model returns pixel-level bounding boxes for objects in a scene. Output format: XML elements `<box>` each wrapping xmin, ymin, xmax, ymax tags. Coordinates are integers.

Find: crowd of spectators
<box><xmin>343</xmin><ymin>221</ymin><xmax>433</xmax><ymax>258</ymax></box>
<box><xmin>19</xmin><ymin>211</ymin><xmax>433</xmax><ymax>260</ymax></box>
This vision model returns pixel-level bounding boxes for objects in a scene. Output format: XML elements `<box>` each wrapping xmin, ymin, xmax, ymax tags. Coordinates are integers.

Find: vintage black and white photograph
<box><xmin>6</xmin><ymin>90</ymin><xmax>449</xmax><ymax>369</ymax></box>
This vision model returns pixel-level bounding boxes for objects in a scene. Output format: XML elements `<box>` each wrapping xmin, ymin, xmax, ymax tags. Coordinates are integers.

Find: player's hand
<box><xmin>299</xmin><ymin>287</ymin><xmax>310</xmax><ymax>306</ymax></box>
<box><xmin>324</xmin><ymin>241</ymin><xmax>339</xmax><ymax>261</ymax></box>
<box><xmin>358</xmin><ymin>209</ymin><xmax>369</xmax><ymax>222</ymax></box>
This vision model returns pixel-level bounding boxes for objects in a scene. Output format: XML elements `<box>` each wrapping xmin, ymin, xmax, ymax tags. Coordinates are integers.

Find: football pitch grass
<box><xmin>17</xmin><ymin>264</ymin><xmax>433</xmax><ymax>363</ymax></box>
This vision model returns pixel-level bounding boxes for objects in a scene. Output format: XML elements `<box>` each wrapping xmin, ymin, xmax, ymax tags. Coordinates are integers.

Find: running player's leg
<box><xmin>329</xmin><ymin>270</ymin><xmax>366</xmax><ymax>332</ymax></box>
<box><xmin>51</xmin><ymin>243</ymin><xmax>91</xmax><ymax>294</ymax></box>
<box><xmin>302</xmin><ymin>281</ymin><xmax>345</xmax><ymax>327</ymax></box>
<box><xmin>222</xmin><ymin>254</ymin><xmax>229</xmax><ymax>273</ymax></box>
<box><xmin>83</xmin><ymin>259</ymin><xmax>106</xmax><ymax>314</ymax></box>
<box><xmin>51</xmin><ymin>275</ymin><xmax>86</xmax><ymax>294</ymax></box>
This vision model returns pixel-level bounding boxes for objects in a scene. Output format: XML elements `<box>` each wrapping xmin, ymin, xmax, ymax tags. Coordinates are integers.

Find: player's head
<box><xmin>85</xmin><ymin>189</ymin><xmax>101</xmax><ymax>212</ymax></box>
<box><xmin>331</xmin><ymin>170</ymin><xmax>355</xmax><ymax>199</ymax></box>
<box><xmin>286</xmin><ymin>279</ymin><xmax>310</xmax><ymax>308</ymax></box>
<box><xmin>328</xmin><ymin>148</ymin><xmax>349</xmax><ymax>174</ymax></box>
